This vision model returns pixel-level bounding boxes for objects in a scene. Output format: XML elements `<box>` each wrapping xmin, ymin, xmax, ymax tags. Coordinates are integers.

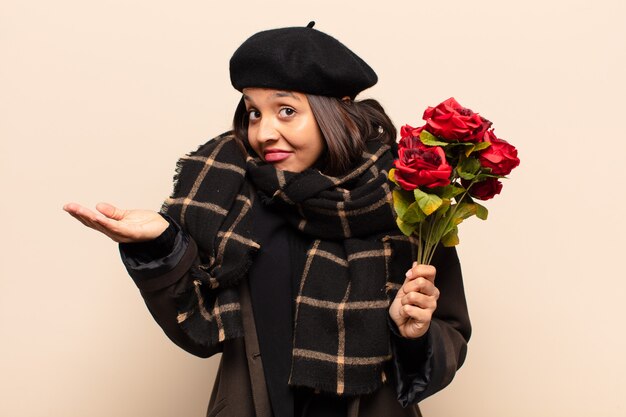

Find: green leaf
<box><xmin>437</xmin><ymin>216</ymin><xmax>458</xmax><ymax>242</ymax></box>
<box><xmin>396</xmin><ymin>217</ymin><xmax>417</xmax><ymax>236</ymax></box>
<box><xmin>463</xmin><ymin>141</ymin><xmax>492</xmax><ymax>157</ymax></box>
<box><xmin>464</xmin><ymin>145</ymin><xmax>475</xmax><ymax>157</ymax></box>
<box><xmin>441</xmin><ymin>226</ymin><xmax>460</xmax><ymax>247</ymax></box>
<box><xmin>471</xmin><ymin>173</ymin><xmax>488</xmax><ymax>183</ymax></box>
<box><xmin>413</xmin><ymin>188</ymin><xmax>443</xmax><ymax>216</ymax></box>
<box><xmin>456</xmin><ymin>157</ymin><xmax>481</xmax><ymax>180</ymax></box>
<box><xmin>388</xmin><ymin>168</ymin><xmax>399</xmax><ymax>186</ymax></box>
<box><xmin>475</xmin><ymin>202</ymin><xmax>488</xmax><ymax>220</ymax></box>
<box><xmin>461</xmin><ymin>157</ymin><xmax>482</xmax><ymax>175</ymax></box>
<box><xmin>447</xmin><ymin>141</ymin><xmax>474</xmax><ymax>147</ymax></box>
<box><xmin>446</xmin><ymin>142</ymin><xmax>474</xmax><ymax>160</ymax></box>
<box><xmin>436</xmin><ymin>198</ymin><xmax>451</xmax><ymax>215</ymax></box>
<box><xmin>474</xmin><ymin>141</ymin><xmax>491</xmax><ymax>152</ymax></box>
<box><xmin>452</xmin><ymin>202</ymin><xmax>477</xmax><ymax>225</ymax></box>
<box><xmin>392</xmin><ymin>188</ymin><xmax>414</xmax><ymax>219</ymax></box>
<box><xmin>438</xmin><ymin>184</ymin><xmax>465</xmax><ymax>199</ymax></box>
<box><xmin>420</xmin><ymin>130</ymin><xmax>449</xmax><ymax>146</ymax></box>
<box><xmin>456</xmin><ymin>168</ymin><xmax>475</xmax><ymax>180</ymax></box>
<box><xmin>403</xmin><ymin>202</ymin><xmax>426</xmax><ymax>223</ymax></box>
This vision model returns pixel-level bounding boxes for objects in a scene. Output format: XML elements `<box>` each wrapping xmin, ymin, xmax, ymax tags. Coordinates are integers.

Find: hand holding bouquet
<box><xmin>388</xmin><ymin>97</ymin><xmax>520</xmax><ymax>265</ymax></box>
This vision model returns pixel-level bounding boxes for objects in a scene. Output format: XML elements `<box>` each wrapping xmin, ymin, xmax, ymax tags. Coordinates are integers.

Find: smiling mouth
<box><xmin>264</xmin><ymin>151</ymin><xmax>292</xmax><ymax>162</ymax></box>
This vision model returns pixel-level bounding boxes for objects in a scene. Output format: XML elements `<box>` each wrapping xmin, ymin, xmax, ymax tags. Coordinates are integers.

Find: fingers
<box><xmin>402</xmin><ymin>277</ymin><xmax>439</xmax><ymax>298</ymax></box>
<box><xmin>399</xmin><ymin>277</ymin><xmax>439</xmax><ymax>317</ymax></box>
<box><xmin>63</xmin><ymin>202</ymin><xmax>126</xmax><ymax>241</ymax></box>
<box><xmin>67</xmin><ymin>209</ymin><xmax>116</xmax><ymax>238</ymax></box>
<box><xmin>65</xmin><ymin>202</ymin><xmax>167</xmax><ymax>243</ymax></box>
<box><xmin>95</xmin><ymin>202</ymin><xmax>126</xmax><ymax>221</ymax></box>
<box><xmin>389</xmin><ymin>264</ymin><xmax>439</xmax><ymax>338</ymax></box>
<box><xmin>398</xmin><ymin>304</ymin><xmax>432</xmax><ymax>333</ymax></box>
<box><xmin>399</xmin><ymin>303</ymin><xmax>431</xmax><ymax>319</ymax></box>
<box><xmin>400</xmin><ymin>293</ymin><xmax>437</xmax><ymax>320</ymax></box>
<box><xmin>64</xmin><ymin>203</ymin><xmax>100</xmax><ymax>226</ymax></box>
<box><xmin>404</xmin><ymin>263</ymin><xmax>436</xmax><ymax>283</ymax></box>
<box><xmin>397</xmin><ymin>263</ymin><xmax>440</xmax><ymax>315</ymax></box>
<box><xmin>91</xmin><ymin>214</ymin><xmax>132</xmax><ymax>240</ymax></box>
<box><xmin>63</xmin><ymin>202</ymin><xmax>86</xmax><ymax>214</ymax></box>
<box><xmin>71</xmin><ymin>206</ymin><xmax>111</xmax><ymax>233</ymax></box>
<box><xmin>66</xmin><ymin>210</ymin><xmax>94</xmax><ymax>229</ymax></box>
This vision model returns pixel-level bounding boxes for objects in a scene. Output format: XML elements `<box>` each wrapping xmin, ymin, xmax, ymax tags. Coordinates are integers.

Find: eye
<box><xmin>247</xmin><ymin>109</ymin><xmax>261</xmax><ymax>121</ymax></box>
<box><xmin>279</xmin><ymin>107</ymin><xmax>296</xmax><ymax>117</ymax></box>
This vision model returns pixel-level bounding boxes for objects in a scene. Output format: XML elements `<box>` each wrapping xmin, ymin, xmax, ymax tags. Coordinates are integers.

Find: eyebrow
<box><xmin>243</xmin><ymin>91</ymin><xmax>300</xmax><ymax>102</ymax></box>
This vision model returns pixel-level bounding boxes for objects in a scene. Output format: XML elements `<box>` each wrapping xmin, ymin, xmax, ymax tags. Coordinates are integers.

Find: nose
<box><xmin>256</xmin><ymin>115</ymin><xmax>280</xmax><ymax>144</ymax></box>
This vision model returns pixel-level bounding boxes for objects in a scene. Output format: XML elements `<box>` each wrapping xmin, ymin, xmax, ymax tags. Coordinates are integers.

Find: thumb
<box><xmin>95</xmin><ymin>202</ymin><xmax>126</xmax><ymax>220</ymax></box>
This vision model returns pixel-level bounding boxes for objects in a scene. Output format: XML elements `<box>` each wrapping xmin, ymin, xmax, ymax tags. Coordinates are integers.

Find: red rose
<box><xmin>399</xmin><ymin>124</ymin><xmax>424</xmax><ymax>148</ymax></box>
<box><xmin>394</xmin><ymin>145</ymin><xmax>452</xmax><ymax>190</ymax></box>
<box><xmin>400</xmin><ymin>125</ymin><xmax>424</xmax><ymax>141</ymax></box>
<box><xmin>478</xmin><ymin>130</ymin><xmax>520</xmax><ymax>176</ymax></box>
<box><xmin>463</xmin><ymin>177</ymin><xmax>503</xmax><ymax>200</ymax></box>
<box><xmin>423</xmin><ymin>97</ymin><xmax>492</xmax><ymax>142</ymax></box>
<box><xmin>398</xmin><ymin>133</ymin><xmax>424</xmax><ymax>150</ymax></box>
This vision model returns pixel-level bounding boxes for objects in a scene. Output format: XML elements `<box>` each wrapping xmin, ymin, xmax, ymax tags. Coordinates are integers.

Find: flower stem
<box><xmin>412</xmin><ymin>171</ymin><xmax>483</xmax><ymax>265</ymax></box>
<box><xmin>417</xmin><ymin>221</ymin><xmax>423</xmax><ymax>265</ymax></box>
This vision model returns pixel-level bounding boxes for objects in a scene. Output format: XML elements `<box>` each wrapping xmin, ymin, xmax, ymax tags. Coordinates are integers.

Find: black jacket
<box><xmin>119</xmin><ymin>198</ymin><xmax>471</xmax><ymax>417</ymax></box>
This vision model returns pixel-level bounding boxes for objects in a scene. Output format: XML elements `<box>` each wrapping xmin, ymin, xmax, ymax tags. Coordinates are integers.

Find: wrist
<box><xmin>120</xmin><ymin>214</ymin><xmax>179</xmax><ymax>258</ymax></box>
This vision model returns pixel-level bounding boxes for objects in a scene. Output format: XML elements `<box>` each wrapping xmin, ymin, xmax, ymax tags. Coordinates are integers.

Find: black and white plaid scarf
<box><xmin>161</xmin><ymin>131</ymin><xmax>416</xmax><ymax>396</ymax></box>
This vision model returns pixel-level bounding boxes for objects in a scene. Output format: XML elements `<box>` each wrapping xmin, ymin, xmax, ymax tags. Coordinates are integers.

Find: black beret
<box><xmin>229</xmin><ymin>22</ymin><xmax>377</xmax><ymax>99</ymax></box>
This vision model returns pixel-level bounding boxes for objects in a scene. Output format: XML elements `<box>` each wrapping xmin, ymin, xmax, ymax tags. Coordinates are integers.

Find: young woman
<box><xmin>64</xmin><ymin>23</ymin><xmax>471</xmax><ymax>417</ymax></box>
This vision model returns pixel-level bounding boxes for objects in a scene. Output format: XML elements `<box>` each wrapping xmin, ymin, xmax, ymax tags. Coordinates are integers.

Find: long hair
<box><xmin>232</xmin><ymin>93</ymin><xmax>397</xmax><ymax>177</ymax></box>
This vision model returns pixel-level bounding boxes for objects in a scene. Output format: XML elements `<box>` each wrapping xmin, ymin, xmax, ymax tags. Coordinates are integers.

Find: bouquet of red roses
<box><xmin>388</xmin><ymin>97</ymin><xmax>520</xmax><ymax>264</ymax></box>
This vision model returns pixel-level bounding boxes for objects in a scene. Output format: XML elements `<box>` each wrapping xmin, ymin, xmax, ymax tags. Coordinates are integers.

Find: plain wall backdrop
<box><xmin>2</xmin><ymin>0</ymin><xmax>625</xmax><ymax>416</ymax></box>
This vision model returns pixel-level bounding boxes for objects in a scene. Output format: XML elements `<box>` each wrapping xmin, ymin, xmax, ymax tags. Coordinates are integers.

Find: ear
<box><xmin>341</xmin><ymin>96</ymin><xmax>351</xmax><ymax>104</ymax></box>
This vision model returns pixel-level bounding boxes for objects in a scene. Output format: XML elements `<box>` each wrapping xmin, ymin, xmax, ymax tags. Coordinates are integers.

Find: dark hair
<box><xmin>232</xmin><ymin>94</ymin><xmax>397</xmax><ymax>176</ymax></box>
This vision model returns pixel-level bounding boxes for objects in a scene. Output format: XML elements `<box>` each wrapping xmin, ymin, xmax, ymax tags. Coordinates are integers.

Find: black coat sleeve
<box><xmin>389</xmin><ymin>245</ymin><xmax>471</xmax><ymax>406</ymax></box>
<box><xmin>119</xmin><ymin>214</ymin><xmax>222</xmax><ymax>358</ymax></box>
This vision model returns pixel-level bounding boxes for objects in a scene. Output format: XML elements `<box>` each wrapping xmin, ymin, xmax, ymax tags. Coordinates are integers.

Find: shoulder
<box><xmin>174</xmin><ymin>131</ymin><xmax>249</xmax><ymax>176</ymax></box>
<box><xmin>185</xmin><ymin>130</ymin><xmax>240</xmax><ymax>158</ymax></box>
<box><xmin>160</xmin><ymin>131</ymin><xmax>247</xmax><ymax>212</ymax></box>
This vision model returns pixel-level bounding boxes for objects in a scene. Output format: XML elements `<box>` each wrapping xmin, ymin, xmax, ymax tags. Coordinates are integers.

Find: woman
<box><xmin>64</xmin><ymin>23</ymin><xmax>471</xmax><ymax>417</ymax></box>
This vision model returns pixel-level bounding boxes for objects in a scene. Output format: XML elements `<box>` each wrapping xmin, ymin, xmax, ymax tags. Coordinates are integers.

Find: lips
<box><xmin>264</xmin><ymin>149</ymin><xmax>292</xmax><ymax>163</ymax></box>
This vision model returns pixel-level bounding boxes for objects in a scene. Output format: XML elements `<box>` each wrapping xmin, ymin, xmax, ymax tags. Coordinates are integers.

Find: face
<box><xmin>243</xmin><ymin>88</ymin><xmax>325</xmax><ymax>173</ymax></box>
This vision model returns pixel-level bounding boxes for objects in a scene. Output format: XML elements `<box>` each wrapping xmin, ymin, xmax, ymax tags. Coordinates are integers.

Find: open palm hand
<box><xmin>63</xmin><ymin>202</ymin><xmax>169</xmax><ymax>243</ymax></box>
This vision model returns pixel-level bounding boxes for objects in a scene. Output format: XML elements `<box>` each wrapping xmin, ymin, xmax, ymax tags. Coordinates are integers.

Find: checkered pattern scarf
<box><xmin>161</xmin><ymin>131</ymin><xmax>416</xmax><ymax>396</ymax></box>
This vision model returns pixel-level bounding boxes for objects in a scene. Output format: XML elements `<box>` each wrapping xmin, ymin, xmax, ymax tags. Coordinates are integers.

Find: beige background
<box><xmin>2</xmin><ymin>0</ymin><xmax>625</xmax><ymax>416</ymax></box>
